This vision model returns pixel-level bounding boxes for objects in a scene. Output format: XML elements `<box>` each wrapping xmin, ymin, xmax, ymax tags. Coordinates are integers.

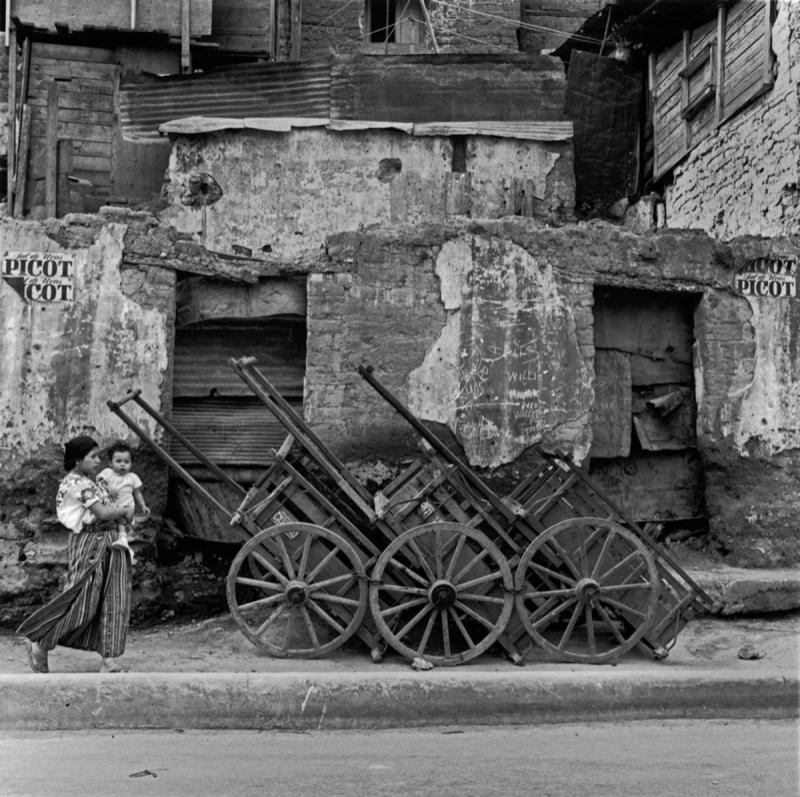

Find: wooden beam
<box><xmin>13</xmin><ymin>105</ymin><xmax>32</xmax><ymax>218</ymax></box>
<box><xmin>290</xmin><ymin>0</ymin><xmax>302</xmax><ymax>60</ymax></box>
<box><xmin>419</xmin><ymin>0</ymin><xmax>439</xmax><ymax>54</ymax></box>
<box><xmin>681</xmin><ymin>30</ymin><xmax>691</xmax><ymax>149</ymax></box>
<box><xmin>181</xmin><ymin>0</ymin><xmax>191</xmax><ymax>73</ymax></box>
<box><xmin>268</xmin><ymin>0</ymin><xmax>277</xmax><ymax>58</ymax></box>
<box><xmin>57</xmin><ymin>139</ymin><xmax>74</xmax><ymax>217</ymax></box>
<box><xmin>762</xmin><ymin>0</ymin><xmax>774</xmax><ymax>86</ymax></box>
<box><xmin>715</xmin><ymin>4</ymin><xmax>726</xmax><ymax>123</ymax></box>
<box><xmin>7</xmin><ymin>29</ymin><xmax>17</xmax><ymax>210</ymax></box>
<box><xmin>46</xmin><ymin>81</ymin><xmax>59</xmax><ymax>218</ymax></box>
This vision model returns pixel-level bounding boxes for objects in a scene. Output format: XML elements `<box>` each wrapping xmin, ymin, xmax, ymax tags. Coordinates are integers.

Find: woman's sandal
<box><xmin>24</xmin><ymin>638</ymin><xmax>49</xmax><ymax>674</ymax></box>
<box><xmin>99</xmin><ymin>659</ymin><xmax>125</xmax><ymax>673</ymax></box>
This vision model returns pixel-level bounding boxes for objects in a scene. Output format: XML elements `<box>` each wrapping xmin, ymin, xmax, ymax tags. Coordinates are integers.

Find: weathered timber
<box><xmin>57</xmin><ymin>139</ymin><xmax>73</xmax><ymax>216</ymax></box>
<box><xmin>11</xmin><ymin>0</ymin><xmax>211</xmax><ymax>37</ymax></box>
<box><xmin>7</xmin><ymin>29</ymin><xmax>17</xmax><ymax>209</ymax></box>
<box><xmin>121</xmin><ymin>225</ymin><xmax>328</xmax><ymax>282</ymax></box>
<box><xmin>45</xmin><ymin>81</ymin><xmax>58</xmax><ymax>217</ymax></box>
<box><xmin>13</xmin><ymin>105</ymin><xmax>32</xmax><ymax>217</ymax></box>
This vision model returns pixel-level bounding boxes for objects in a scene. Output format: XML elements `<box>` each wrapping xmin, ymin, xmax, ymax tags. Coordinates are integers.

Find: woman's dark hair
<box><xmin>63</xmin><ymin>435</ymin><xmax>99</xmax><ymax>471</ymax></box>
<box><xmin>108</xmin><ymin>441</ymin><xmax>133</xmax><ymax>460</ymax></box>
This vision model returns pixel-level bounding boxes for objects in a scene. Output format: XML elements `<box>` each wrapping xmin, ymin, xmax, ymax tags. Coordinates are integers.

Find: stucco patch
<box><xmin>408</xmin><ymin>235</ymin><xmax>592</xmax><ymax>468</ymax></box>
<box><xmin>0</xmin><ymin>222</ymin><xmax>170</xmax><ymax>469</ymax></box>
<box><xmin>734</xmin><ymin>295</ymin><xmax>800</xmax><ymax>456</ymax></box>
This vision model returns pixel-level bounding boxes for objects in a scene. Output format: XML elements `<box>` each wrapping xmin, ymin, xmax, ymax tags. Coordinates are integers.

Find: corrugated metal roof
<box><xmin>159</xmin><ymin>117</ymin><xmax>574</xmax><ymax>141</ymax></box>
<box><xmin>119</xmin><ymin>61</ymin><xmax>331</xmax><ymax>142</ymax></box>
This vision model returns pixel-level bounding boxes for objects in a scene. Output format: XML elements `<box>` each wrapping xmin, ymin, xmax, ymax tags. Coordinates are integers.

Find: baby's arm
<box><xmin>132</xmin><ymin>485</ymin><xmax>150</xmax><ymax>517</ymax></box>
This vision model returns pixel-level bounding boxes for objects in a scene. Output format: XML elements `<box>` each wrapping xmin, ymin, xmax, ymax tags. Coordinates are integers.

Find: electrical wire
<box><xmin>307</xmin><ymin>0</ymin><xmax>600</xmax><ymax>54</ymax></box>
<box><xmin>429</xmin><ymin>0</ymin><xmax>606</xmax><ymax>46</ymax></box>
<box><xmin>303</xmin><ymin>0</ymin><xmax>362</xmax><ymax>37</ymax></box>
<box><xmin>428</xmin><ymin>26</ymin><xmax>522</xmax><ymax>55</ymax></box>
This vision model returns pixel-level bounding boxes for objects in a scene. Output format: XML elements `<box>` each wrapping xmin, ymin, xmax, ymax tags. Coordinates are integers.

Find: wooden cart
<box><xmin>107</xmin><ymin>357</ymin><xmax>713</xmax><ymax>666</ymax></box>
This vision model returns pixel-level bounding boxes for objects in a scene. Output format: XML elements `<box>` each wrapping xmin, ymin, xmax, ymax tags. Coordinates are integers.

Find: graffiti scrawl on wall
<box><xmin>1</xmin><ymin>252</ymin><xmax>74</xmax><ymax>303</ymax></box>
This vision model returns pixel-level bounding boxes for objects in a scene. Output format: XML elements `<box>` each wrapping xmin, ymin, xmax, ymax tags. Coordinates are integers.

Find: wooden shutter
<box><xmin>652</xmin><ymin>0</ymin><xmax>775</xmax><ymax>180</ymax></box>
<box><xmin>721</xmin><ymin>0</ymin><xmax>775</xmax><ymax>122</ymax></box>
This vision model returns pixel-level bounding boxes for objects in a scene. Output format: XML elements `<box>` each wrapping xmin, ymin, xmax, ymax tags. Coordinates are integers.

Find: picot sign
<box><xmin>734</xmin><ymin>257</ymin><xmax>797</xmax><ymax>298</ymax></box>
<box><xmin>1</xmin><ymin>252</ymin><xmax>74</xmax><ymax>303</ymax></box>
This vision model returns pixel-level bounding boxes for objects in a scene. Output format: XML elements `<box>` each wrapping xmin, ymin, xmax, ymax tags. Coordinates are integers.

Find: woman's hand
<box><xmin>87</xmin><ymin>502</ymin><xmax>133</xmax><ymax>523</ymax></box>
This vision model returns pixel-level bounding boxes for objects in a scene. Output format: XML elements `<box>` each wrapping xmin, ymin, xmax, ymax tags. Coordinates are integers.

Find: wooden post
<box><xmin>130</xmin><ymin>0</ymin><xmax>137</xmax><ymax>29</ymax></box>
<box><xmin>290</xmin><ymin>0</ymin><xmax>302</xmax><ymax>61</ymax></box>
<box><xmin>13</xmin><ymin>104</ymin><xmax>31</xmax><ymax>218</ymax></box>
<box><xmin>761</xmin><ymin>0</ymin><xmax>773</xmax><ymax>87</ymax></box>
<box><xmin>17</xmin><ymin>37</ymin><xmax>31</xmax><ymax>157</ymax></box>
<box><xmin>681</xmin><ymin>30</ymin><xmax>691</xmax><ymax>149</ymax></box>
<box><xmin>419</xmin><ymin>0</ymin><xmax>439</xmax><ymax>54</ymax></box>
<box><xmin>181</xmin><ymin>0</ymin><xmax>191</xmax><ymax>73</ymax></box>
<box><xmin>46</xmin><ymin>81</ymin><xmax>59</xmax><ymax>218</ymax></box>
<box><xmin>57</xmin><ymin>139</ymin><xmax>73</xmax><ymax>217</ymax></box>
<box><xmin>7</xmin><ymin>29</ymin><xmax>16</xmax><ymax>211</ymax></box>
<box><xmin>269</xmin><ymin>0</ymin><xmax>278</xmax><ymax>59</ymax></box>
<box><xmin>715</xmin><ymin>4</ymin><xmax>726</xmax><ymax>123</ymax></box>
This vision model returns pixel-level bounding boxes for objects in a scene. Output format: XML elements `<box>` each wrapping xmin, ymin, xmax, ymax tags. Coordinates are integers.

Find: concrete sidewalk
<box><xmin>1</xmin><ymin>611</ymin><xmax>797</xmax><ymax>731</ymax></box>
<box><xmin>1</xmin><ymin>566</ymin><xmax>798</xmax><ymax>730</ymax></box>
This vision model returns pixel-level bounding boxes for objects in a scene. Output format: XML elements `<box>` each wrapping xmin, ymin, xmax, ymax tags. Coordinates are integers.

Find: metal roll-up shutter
<box><xmin>171</xmin><ymin>321</ymin><xmax>305</xmax><ymax>466</ymax></box>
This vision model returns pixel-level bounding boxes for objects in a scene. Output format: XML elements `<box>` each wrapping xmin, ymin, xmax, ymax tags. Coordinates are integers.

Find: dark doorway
<box><xmin>589</xmin><ymin>287</ymin><xmax>705</xmax><ymax>537</ymax></box>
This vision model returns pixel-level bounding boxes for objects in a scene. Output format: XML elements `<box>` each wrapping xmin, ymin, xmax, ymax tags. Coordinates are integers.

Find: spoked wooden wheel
<box><xmin>369</xmin><ymin>522</ymin><xmax>514</xmax><ymax>666</ymax></box>
<box><xmin>227</xmin><ymin>523</ymin><xmax>367</xmax><ymax>658</ymax></box>
<box><xmin>515</xmin><ymin>518</ymin><xmax>660</xmax><ymax>663</ymax></box>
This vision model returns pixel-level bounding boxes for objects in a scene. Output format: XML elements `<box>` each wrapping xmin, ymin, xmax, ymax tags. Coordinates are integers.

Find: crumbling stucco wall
<box><xmin>407</xmin><ymin>235</ymin><xmax>593</xmax><ymax>467</ymax></box>
<box><xmin>160</xmin><ymin>127</ymin><xmax>574</xmax><ymax>261</ymax></box>
<box><xmin>308</xmin><ymin>220</ymin><xmax>800</xmax><ymax>565</ymax></box>
<box><xmin>664</xmin><ymin>0</ymin><xmax>800</xmax><ymax>239</ymax></box>
<box><xmin>0</xmin><ymin>217</ymin><xmax>175</xmax><ymax>619</ymax></box>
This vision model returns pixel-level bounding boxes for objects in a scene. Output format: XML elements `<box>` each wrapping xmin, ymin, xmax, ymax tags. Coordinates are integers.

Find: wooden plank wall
<box><xmin>23</xmin><ymin>41</ymin><xmax>117</xmax><ymax>215</ymax></box>
<box><xmin>210</xmin><ymin>0</ymin><xmax>274</xmax><ymax>54</ymax></box>
<box><xmin>652</xmin><ymin>39</ymin><xmax>683</xmax><ymax>178</ymax></box>
<box><xmin>685</xmin><ymin>17</ymin><xmax>717</xmax><ymax>149</ymax></box>
<box><xmin>723</xmin><ymin>0</ymin><xmax>769</xmax><ymax>118</ymax></box>
<box><xmin>12</xmin><ymin>0</ymin><xmax>212</xmax><ymax>37</ymax></box>
<box><xmin>652</xmin><ymin>0</ymin><xmax>772</xmax><ymax>180</ymax></box>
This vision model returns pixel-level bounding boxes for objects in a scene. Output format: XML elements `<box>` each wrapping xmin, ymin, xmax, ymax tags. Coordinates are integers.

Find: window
<box><xmin>367</xmin><ymin>0</ymin><xmax>425</xmax><ymax>45</ymax></box>
<box><xmin>679</xmin><ymin>44</ymin><xmax>715</xmax><ymax>121</ymax></box>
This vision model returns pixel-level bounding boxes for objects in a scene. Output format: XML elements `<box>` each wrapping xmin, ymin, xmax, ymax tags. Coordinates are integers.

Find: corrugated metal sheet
<box><xmin>173</xmin><ymin>325</ymin><xmax>305</xmax><ymax>398</ymax></box>
<box><xmin>170</xmin><ymin>399</ymin><xmax>294</xmax><ymax>465</ymax></box>
<box><xmin>119</xmin><ymin>61</ymin><xmax>331</xmax><ymax>142</ymax></box>
<box><xmin>171</xmin><ymin>320</ymin><xmax>305</xmax><ymax>466</ymax></box>
<box><xmin>330</xmin><ymin>53</ymin><xmax>567</xmax><ymax>123</ymax></box>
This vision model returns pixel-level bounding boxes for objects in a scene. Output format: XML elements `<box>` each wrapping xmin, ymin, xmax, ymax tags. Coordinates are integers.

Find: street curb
<box><xmin>1</xmin><ymin>670</ymin><xmax>797</xmax><ymax>730</ymax></box>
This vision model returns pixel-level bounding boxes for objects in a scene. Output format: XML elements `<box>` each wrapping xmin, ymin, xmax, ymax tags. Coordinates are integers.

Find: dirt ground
<box><xmin>1</xmin><ymin>610</ymin><xmax>797</xmax><ymax>676</ymax></box>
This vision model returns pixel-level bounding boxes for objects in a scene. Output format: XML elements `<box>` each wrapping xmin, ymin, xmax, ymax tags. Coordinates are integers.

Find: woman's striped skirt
<box><xmin>16</xmin><ymin>526</ymin><xmax>132</xmax><ymax>658</ymax></box>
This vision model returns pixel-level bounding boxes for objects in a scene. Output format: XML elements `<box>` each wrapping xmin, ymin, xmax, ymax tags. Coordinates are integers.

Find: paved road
<box><xmin>1</xmin><ymin>719</ymin><xmax>796</xmax><ymax>796</ymax></box>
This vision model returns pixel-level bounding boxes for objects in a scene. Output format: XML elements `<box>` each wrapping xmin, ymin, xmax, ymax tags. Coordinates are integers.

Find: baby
<box><xmin>97</xmin><ymin>441</ymin><xmax>149</xmax><ymax>562</ymax></box>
